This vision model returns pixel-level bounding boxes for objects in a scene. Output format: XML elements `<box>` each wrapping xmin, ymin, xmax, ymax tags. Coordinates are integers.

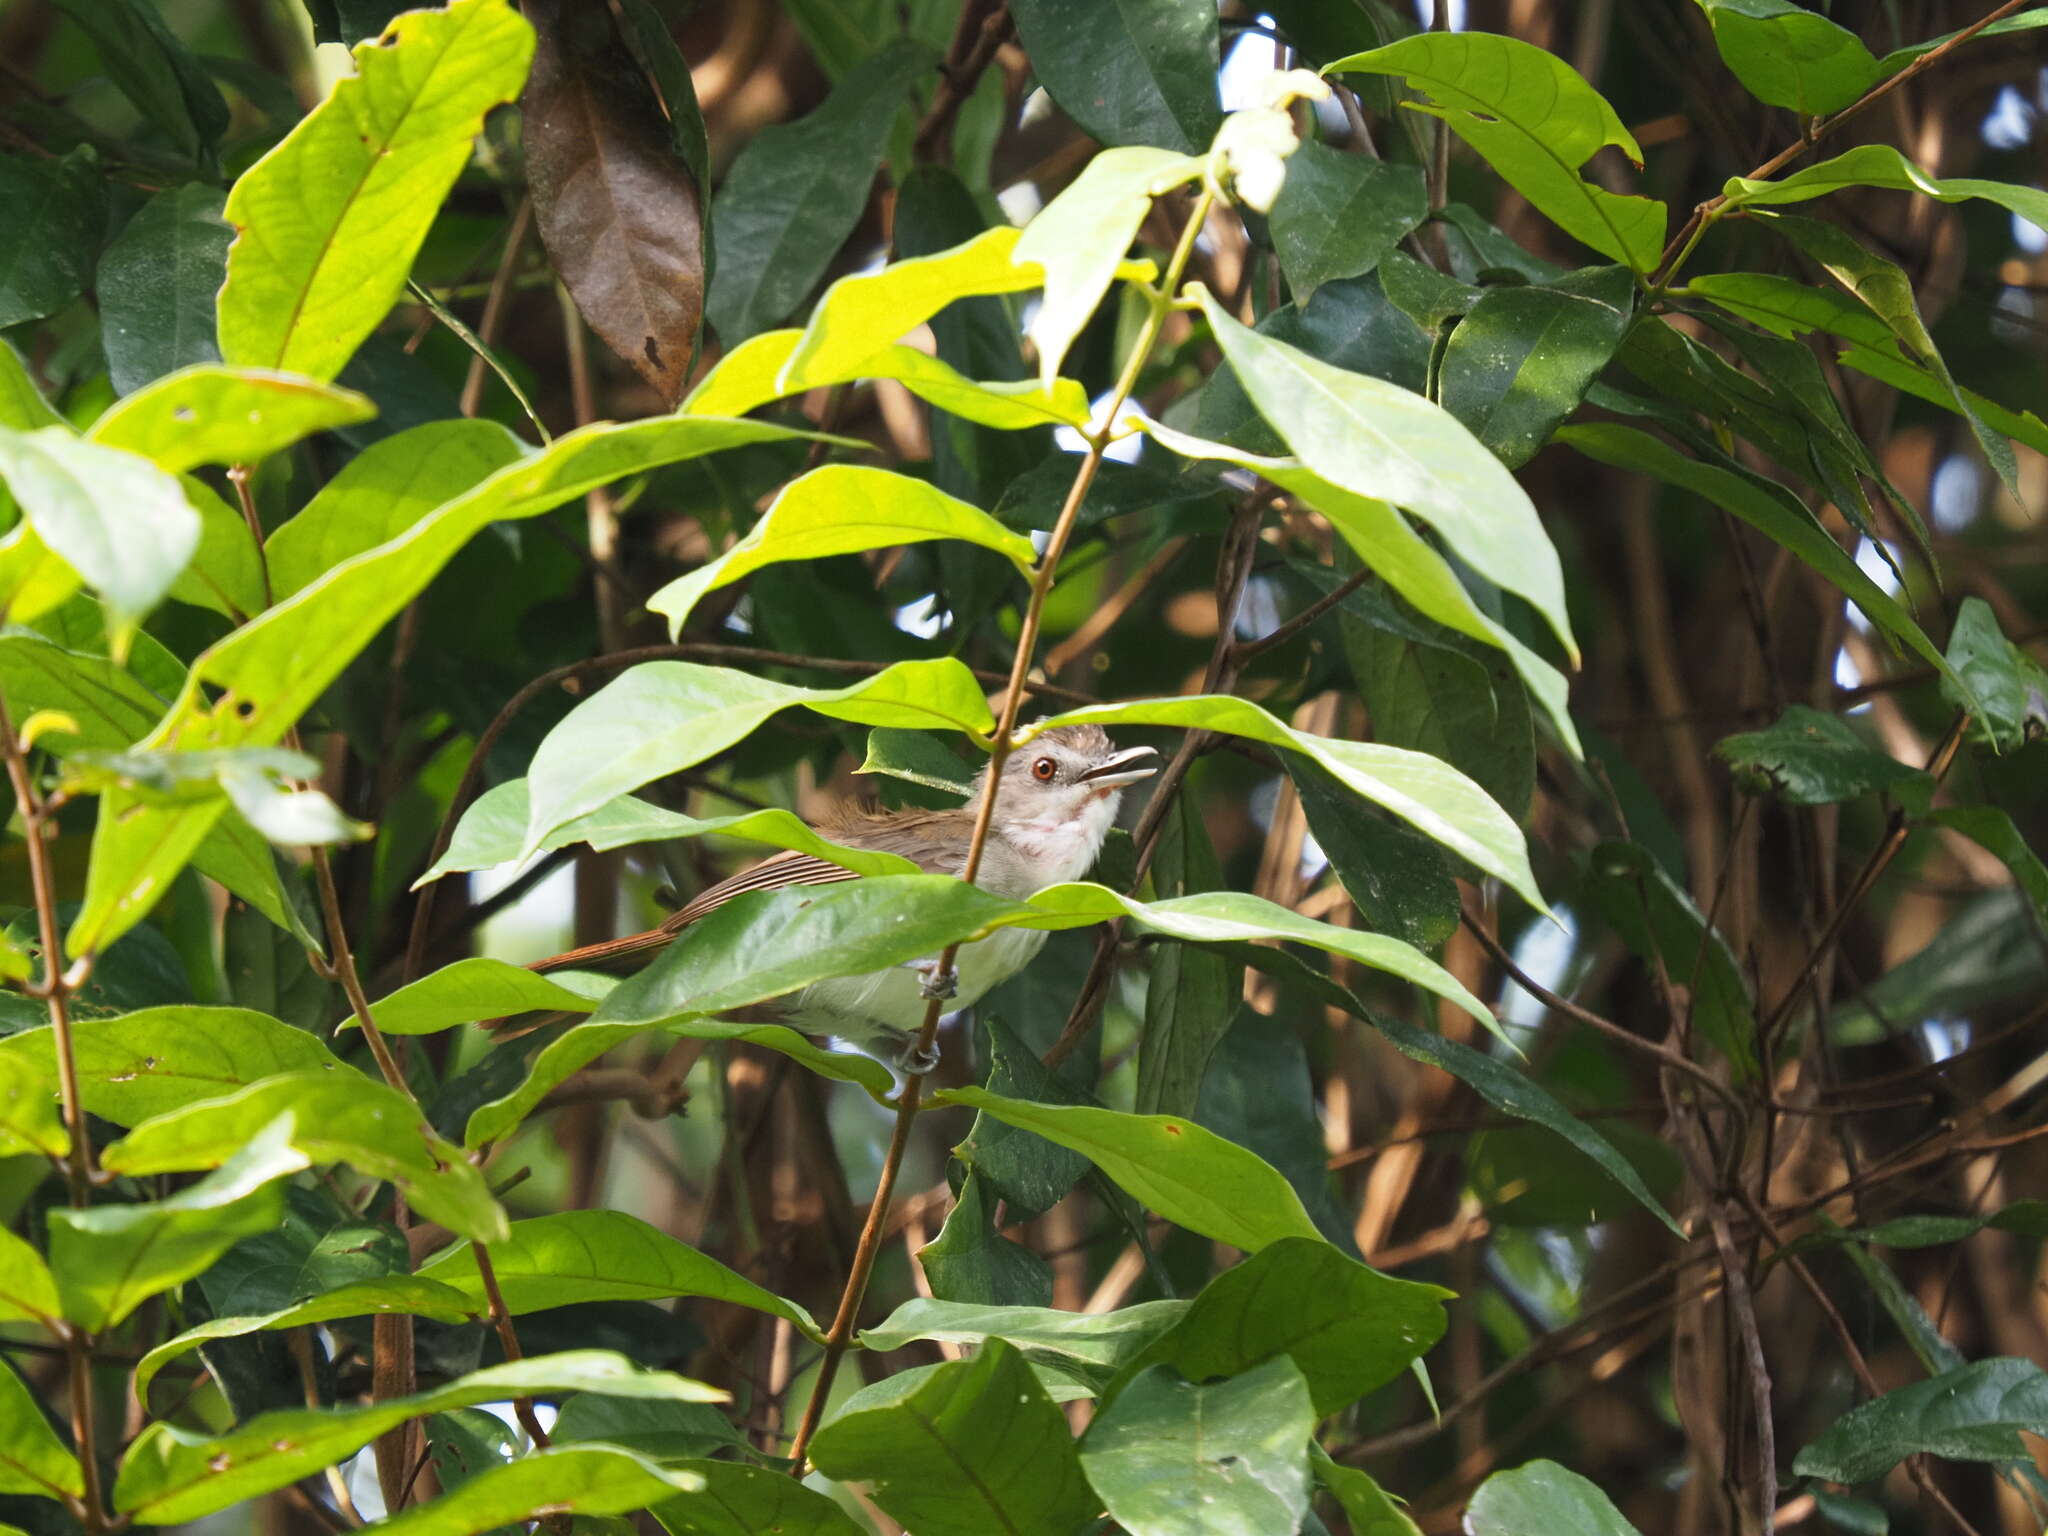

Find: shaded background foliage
<box><xmin>4</xmin><ymin>0</ymin><xmax>2048</xmax><ymax>1534</ymax></box>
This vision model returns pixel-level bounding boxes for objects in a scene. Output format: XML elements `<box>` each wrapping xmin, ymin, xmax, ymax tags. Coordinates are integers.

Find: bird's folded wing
<box><xmin>526</xmin><ymin>850</ymin><xmax>866</xmax><ymax>975</ymax></box>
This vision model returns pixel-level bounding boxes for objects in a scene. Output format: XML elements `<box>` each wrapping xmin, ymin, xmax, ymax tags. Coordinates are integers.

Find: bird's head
<box><xmin>971</xmin><ymin>724</ymin><xmax>1157</xmax><ymax>856</ymax></box>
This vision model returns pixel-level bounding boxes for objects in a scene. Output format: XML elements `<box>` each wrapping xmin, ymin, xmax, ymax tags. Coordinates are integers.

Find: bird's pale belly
<box><xmin>771</xmin><ymin>923</ymin><xmax>1050</xmax><ymax>1048</ymax></box>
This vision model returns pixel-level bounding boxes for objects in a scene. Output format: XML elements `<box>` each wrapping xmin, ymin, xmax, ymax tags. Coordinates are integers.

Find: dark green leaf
<box><xmin>859</xmin><ymin>728</ymin><xmax>977</xmax><ymax>796</ymax></box>
<box><xmin>52</xmin><ymin>0</ymin><xmax>230</xmax><ymax>163</ymax></box>
<box><xmin>1829</xmin><ymin>889</ymin><xmax>2046</xmax><ymax>1047</ymax></box>
<box><xmin>0</xmin><ymin>148</ymin><xmax>101</xmax><ymax>330</ymax></box>
<box><xmin>1008</xmin><ymin>0</ymin><xmax>1220</xmax><ymax>152</ymax></box>
<box><xmin>861</xmin><ymin>1296</ymin><xmax>1188</xmax><ymax>1390</ymax></box>
<box><xmin>1080</xmin><ymin>1357</ymin><xmax>1315</xmax><ymax>1536</ymax></box>
<box><xmin>655</xmin><ymin>1462</ymin><xmax>865</xmax><ymax>1536</ymax></box>
<box><xmin>1942</xmin><ymin>597</ymin><xmax>2048</xmax><ymax>753</ymax></box>
<box><xmin>1793</xmin><ymin>1357</ymin><xmax>2048</xmax><ymax>1483</ymax></box>
<box><xmin>1268</xmin><ymin>143</ymin><xmax>1427</xmax><ymax>301</ymax></box>
<box><xmin>1581</xmin><ymin>839</ymin><xmax>1757</xmax><ymax>1075</ymax></box>
<box><xmin>1287</xmin><ymin>751</ymin><xmax>1459</xmax><ymax>950</ymax></box>
<box><xmin>956</xmin><ymin>1016</ymin><xmax>1092</xmax><ymax>1220</ymax></box>
<box><xmin>1927</xmin><ymin>807</ymin><xmax>2048</xmax><ymax>931</ymax></box>
<box><xmin>706</xmin><ymin>40</ymin><xmax>932</xmax><ymax>344</ymax></box>
<box><xmin>1136</xmin><ymin>792</ymin><xmax>1238</xmax><ymax>1118</ymax></box>
<box><xmin>418</xmin><ymin>1210</ymin><xmax>823</xmax><ymax>1339</ymax></box>
<box><xmin>1715</xmin><ymin>705</ymin><xmax>1931</xmax><ymax>811</ymax></box>
<box><xmin>1111</xmin><ymin>1237</ymin><xmax>1449</xmax><ymax>1414</ymax></box>
<box><xmin>918</xmin><ymin>1166</ymin><xmax>1053</xmax><ymax>1307</ymax></box>
<box><xmin>0</xmin><ymin>1352</ymin><xmax>83</xmax><ymax>1502</ymax></box>
<box><xmin>808</xmin><ymin>1338</ymin><xmax>1096</xmax><ymax>1536</ymax></box>
<box><xmin>97</xmin><ymin>185</ymin><xmax>233</xmax><ymax>397</ymax></box>
<box><xmin>1439</xmin><ymin>265</ymin><xmax>1634</xmax><ymax>469</ymax></box>
<box><xmin>554</xmin><ymin>1394</ymin><xmax>744</xmax><ymax>1463</ymax></box>
<box><xmin>1225</xmin><ymin>942</ymin><xmax>1688</xmax><ymax>1238</ymax></box>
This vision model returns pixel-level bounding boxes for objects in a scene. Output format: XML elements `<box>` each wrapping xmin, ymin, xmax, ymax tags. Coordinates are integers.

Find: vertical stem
<box><xmin>472</xmin><ymin>1241</ymin><xmax>551</xmax><ymax>1447</ymax></box>
<box><xmin>784</xmin><ymin>182</ymin><xmax>1219</xmax><ymax>1472</ymax></box>
<box><xmin>0</xmin><ymin>689</ymin><xmax>106</xmax><ymax>1531</ymax></box>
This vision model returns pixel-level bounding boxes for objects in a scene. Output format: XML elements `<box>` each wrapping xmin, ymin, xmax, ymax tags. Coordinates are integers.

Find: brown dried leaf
<box><xmin>522</xmin><ymin>0</ymin><xmax>704</xmax><ymax>404</ymax></box>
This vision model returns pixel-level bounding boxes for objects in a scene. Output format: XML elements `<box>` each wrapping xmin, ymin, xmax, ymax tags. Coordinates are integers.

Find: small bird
<box><xmin>519</xmin><ymin>725</ymin><xmax>1157</xmax><ymax>1059</ymax></box>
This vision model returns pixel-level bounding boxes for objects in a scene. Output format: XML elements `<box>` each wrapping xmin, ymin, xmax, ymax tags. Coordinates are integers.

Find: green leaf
<box><xmin>808</xmin><ymin>1337</ymin><xmax>1097</xmax><ymax>1536</ymax></box>
<box><xmin>1143</xmin><ymin>418</ymin><xmax>1577</xmax><ymax>754</ymax></box>
<box><xmin>859</xmin><ymin>1297</ymin><xmax>1190</xmax><ymax>1387</ymax></box>
<box><xmin>96</xmin><ymin>184</ymin><xmax>234</xmax><ymax>397</ymax></box>
<box><xmin>0</xmin><ymin>1003</ymin><xmax>343</xmax><ymax>1126</ymax></box>
<box><xmin>1582</xmin><ymin>839</ymin><xmax>1757</xmax><ymax>1076</ymax></box>
<box><xmin>419</xmin><ymin>1210</ymin><xmax>823</xmax><ymax>1340</ymax></box>
<box><xmin>1774</xmin><ymin>1201</ymin><xmax>2048</xmax><ymax>1267</ymax></box>
<box><xmin>686</xmin><ymin>327</ymin><xmax>1090</xmax><ymax>428</ymax></box>
<box><xmin>1287</xmin><ymin>739</ymin><xmax>1460</xmax><ymax>951</ymax></box>
<box><xmin>649</xmin><ymin>464</ymin><xmax>1034</xmax><ymax>632</ymax></box>
<box><xmin>1194</xmin><ymin>286</ymin><xmax>1578</xmax><ymax>664</ymax></box>
<box><xmin>49</xmin><ymin>0</ymin><xmax>229</xmax><ymax>165</ymax></box>
<box><xmin>1466</xmin><ymin>1460</ymin><xmax>1643</xmax><ymax>1536</ymax></box>
<box><xmin>1135</xmin><ymin>793</ymin><xmax>1238</xmax><ymax>1118</ymax></box>
<box><xmin>1555</xmin><ymin>422</ymin><xmax>1954</xmax><ymax>687</ymax></box>
<box><xmin>419</xmin><ymin>777</ymin><xmax>920</xmax><ymax>886</ymax></box>
<box><xmin>0</xmin><ymin>1343</ymin><xmax>83</xmax><ymax>1501</ymax></box>
<box><xmin>1312</xmin><ymin>1447</ymin><xmax>1422</xmax><ymax>1536</ymax></box>
<box><xmin>1875</xmin><ymin>10</ymin><xmax>2048</xmax><ymax>74</ymax></box>
<box><xmin>360</xmin><ymin>957</ymin><xmax>606</xmax><ymax>1035</ymax></box>
<box><xmin>0</xmin><ymin>148</ymin><xmax>101</xmax><ymax>329</ymax></box>
<box><xmin>1268</xmin><ymin>143</ymin><xmax>1427</xmax><ymax>301</ymax></box>
<box><xmin>0</xmin><ymin>632</ymin><xmax>161</xmax><ymax>751</ymax></box>
<box><xmin>1013</xmin><ymin>147</ymin><xmax>1201</xmax><ymax>388</ymax></box>
<box><xmin>0</xmin><ymin>427</ymin><xmax>199</xmax><ymax>638</ymax></box>
<box><xmin>374</xmin><ymin>1444</ymin><xmax>709</xmax><ymax>1536</ymax></box>
<box><xmin>166</xmin><ymin>476</ymin><xmax>265</xmax><ymax>619</ymax></box>
<box><xmin>70</xmin><ymin>414</ymin><xmax>814</xmax><ymax>955</ymax></box>
<box><xmin>50</xmin><ymin>1115</ymin><xmax>308</xmax><ymax>1330</ymax></box>
<box><xmin>1716</xmin><ymin>705</ymin><xmax>1931</xmax><ymax>811</ymax></box>
<box><xmin>113</xmin><ymin>1351</ymin><xmax>723</xmax><ymax>1525</ymax></box>
<box><xmin>1793</xmin><ymin>1357</ymin><xmax>2048</xmax><ymax>1483</ymax></box>
<box><xmin>0</xmin><ymin>341</ymin><xmax>64</xmax><ymax>431</ymax></box>
<box><xmin>87</xmin><ymin>365</ymin><xmax>375</xmax><ymax>474</ymax></box>
<box><xmin>133</xmin><ymin>1274</ymin><xmax>476</xmax><ymax>1402</ymax></box>
<box><xmin>459</xmin><ymin>1016</ymin><xmax>894</xmax><ymax>1148</ymax></box>
<box><xmin>1693</xmin><ymin>0</ymin><xmax>1879</xmax><ymax>115</ymax></box>
<box><xmin>779</xmin><ymin>225</ymin><xmax>1039</xmax><ymax>385</ymax></box>
<box><xmin>101</xmin><ymin>1069</ymin><xmax>509</xmax><ymax>1243</ymax></box>
<box><xmin>217</xmin><ymin>0</ymin><xmax>537</xmax><ymax>381</ymax></box>
<box><xmin>653</xmin><ymin>1460</ymin><xmax>867</xmax><ymax>1536</ymax></box>
<box><xmin>554</xmin><ymin>1394</ymin><xmax>744</xmax><ymax>1462</ymax></box>
<box><xmin>1025</xmin><ymin>696</ymin><xmax>1547</xmax><ymax>913</ymax></box>
<box><xmin>0</xmin><ymin>1051</ymin><xmax>67</xmax><ymax>1163</ymax></box>
<box><xmin>705</xmin><ymin>40</ymin><xmax>932</xmax><ymax>343</ymax></box>
<box><xmin>1023</xmin><ymin>882</ymin><xmax>1498</xmax><ymax>1041</ymax></box>
<box><xmin>1828</xmin><ymin>889</ymin><xmax>2045</xmax><ymax>1048</ymax></box>
<box><xmin>1723</xmin><ymin>143</ymin><xmax>2048</xmax><ymax>238</ymax></box>
<box><xmin>919</xmin><ymin>1164</ymin><xmax>1054</xmax><ymax>1307</ymax></box>
<box><xmin>1941</xmin><ymin>596</ymin><xmax>2048</xmax><ymax>753</ymax></box>
<box><xmin>264</xmin><ymin>417</ymin><xmax>526</xmax><ymax>599</ymax></box>
<box><xmin>1079</xmin><ymin>1357</ymin><xmax>1315</xmax><ymax>1536</ymax></box>
<box><xmin>1008</xmin><ymin>0</ymin><xmax>1221</xmax><ymax>153</ymax></box>
<box><xmin>587</xmin><ymin>873</ymin><xmax>1027</xmax><ymax>1021</ymax></box>
<box><xmin>933</xmin><ymin>1087</ymin><xmax>1325</xmax><ymax>1252</ymax></box>
<box><xmin>1927</xmin><ymin>807</ymin><xmax>2048</xmax><ymax>930</ymax></box>
<box><xmin>0</xmin><ymin>1223</ymin><xmax>60</xmax><ymax>1327</ymax></box>
<box><xmin>1112</xmin><ymin>1238</ymin><xmax>1449</xmax><ymax>1415</ymax></box>
<box><xmin>1324</xmin><ymin>33</ymin><xmax>1665</xmax><ymax>272</ymax></box>
<box><xmin>1440</xmin><ymin>265</ymin><xmax>1635</xmax><ymax>469</ymax></box>
<box><xmin>1226</xmin><ymin>942</ymin><xmax>1688</xmax><ymax>1238</ymax></box>
<box><xmin>859</xmin><ymin>728</ymin><xmax>976</xmax><ymax>795</ymax></box>
<box><xmin>519</xmin><ymin>658</ymin><xmax>994</xmax><ymax>859</ymax></box>
<box><xmin>1753</xmin><ymin>210</ymin><xmax>2017</xmax><ymax>497</ymax></box>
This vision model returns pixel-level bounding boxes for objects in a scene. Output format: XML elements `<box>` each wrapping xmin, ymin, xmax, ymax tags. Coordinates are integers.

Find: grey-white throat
<box><xmin>522</xmin><ymin>725</ymin><xmax>1157</xmax><ymax>1051</ymax></box>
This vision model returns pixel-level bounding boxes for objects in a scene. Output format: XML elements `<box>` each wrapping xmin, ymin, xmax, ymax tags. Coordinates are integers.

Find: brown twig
<box><xmin>785</xmin><ymin>180</ymin><xmax>1222</xmax><ymax>1472</ymax></box>
<box><xmin>472</xmin><ymin>1242</ymin><xmax>551</xmax><ymax>1447</ymax></box>
<box><xmin>911</xmin><ymin>0</ymin><xmax>1012</xmax><ymax>162</ymax></box>
<box><xmin>460</xmin><ymin>198</ymin><xmax>533</xmax><ymax>419</ymax></box>
<box><xmin>0</xmin><ymin>688</ymin><xmax>106</xmax><ymax>1533</ymax></box>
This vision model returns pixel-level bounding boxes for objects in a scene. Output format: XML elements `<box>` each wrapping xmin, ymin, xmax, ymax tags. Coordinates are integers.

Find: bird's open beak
<box><xmin>1076</xmin><ymin>745</ymin><xmax>1159</xmax><ymax>789</ymax></box>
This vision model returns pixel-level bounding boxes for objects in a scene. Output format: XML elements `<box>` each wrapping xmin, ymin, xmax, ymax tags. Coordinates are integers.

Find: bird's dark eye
<box><xmin>1032</xmin><ymin>756</ymin><xmax>1058</xmax><ymax>782</ymax></box>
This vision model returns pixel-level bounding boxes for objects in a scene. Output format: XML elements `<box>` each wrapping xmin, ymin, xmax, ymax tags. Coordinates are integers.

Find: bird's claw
<box><xmin>904</xmin><ymin>957</ymin><xmax>957</xmax><ymax>1002</ymax></box>
<box><xmin>895</xmin><ymin>1037</ymin><xmax>942</xmax><ymax>1076</ymax></box>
